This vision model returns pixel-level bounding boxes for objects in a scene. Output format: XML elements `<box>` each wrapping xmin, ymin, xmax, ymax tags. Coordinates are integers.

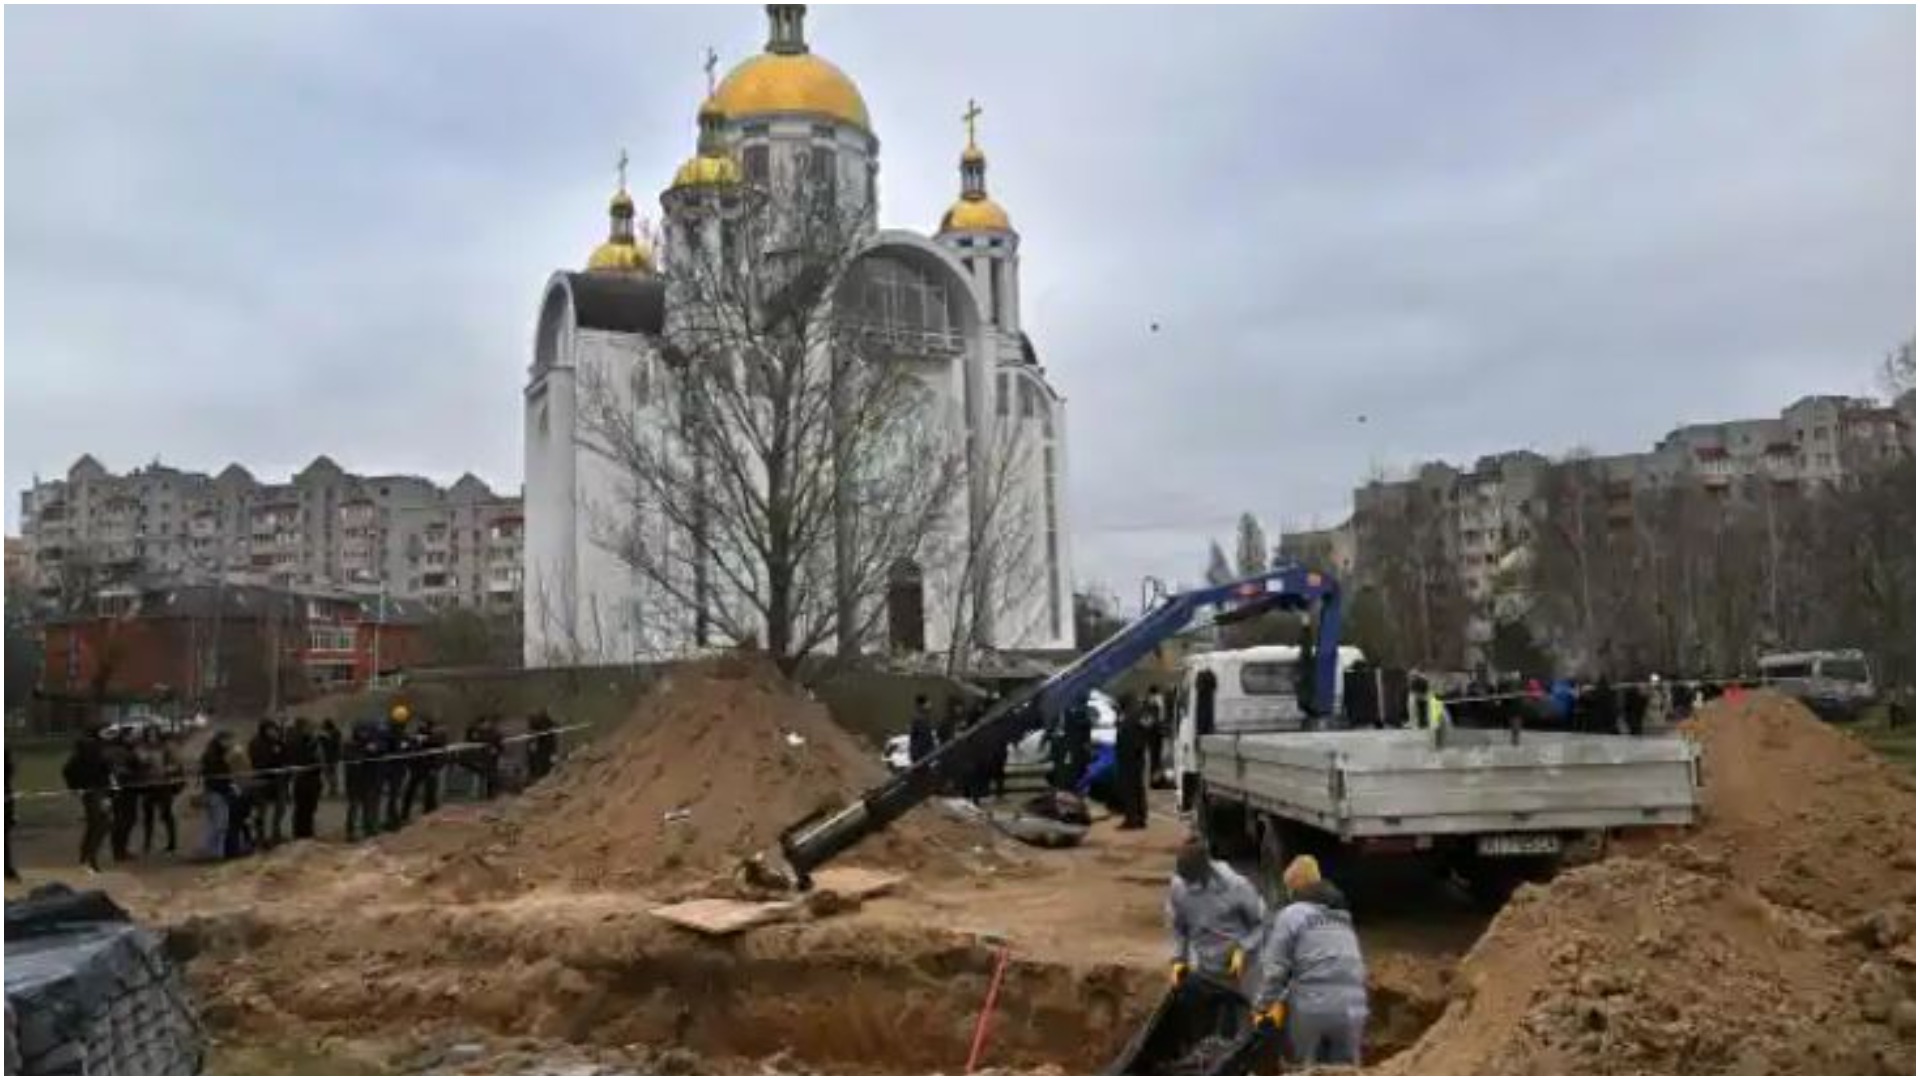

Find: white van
<box><xmin>1757</xmin><ymin>649</ymin><xmax>1876</xmax><ymax>721</ymax></box>
<box><xmin>1171</xmin><ymin>644</ymin><xmax>1366</xmax><ymax>810</ymax></box>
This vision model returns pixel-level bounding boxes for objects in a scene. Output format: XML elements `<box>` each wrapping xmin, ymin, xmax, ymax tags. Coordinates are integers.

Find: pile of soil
<box><xmin>403</xmin><ymin>656</ymin><xmax>1004</xmax><ymax>891</ymax></box>
<box><xmin>1390</xmin><ymin>857</ymin><xmax>1913</xmax><ymax>1074</ymax></box>
<box><xmin>1672</xmin><ymin>690</ymin><xmax>1916</xmax><ymax>922</ymax></box>
<box><xmin>1388</xmin><ymin>692</ymin><xmax>1916</xmax><ymax>1074</ymax></box>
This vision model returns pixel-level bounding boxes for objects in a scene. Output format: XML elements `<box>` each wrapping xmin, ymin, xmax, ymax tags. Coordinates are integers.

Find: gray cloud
<box><xmin>6</xmin><ymin>6</ymin><xmax>1913</xmax><ymax>606</ymax></box>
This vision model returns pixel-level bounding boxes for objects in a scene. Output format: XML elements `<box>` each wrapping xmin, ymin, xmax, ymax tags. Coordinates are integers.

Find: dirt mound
<box><xmin>401</xmin><ymin>657</ymin><xmax>1002</xmax><ymax>890</ymax></box>
<box><xmin>1388</xmin><ymin>858</ymin><xmax>1915</xmax><ymax>1075</ymax></box>
<box><xmin>1389</xmin><ymin>692</ymin><xmax>1917</xmax><ymax>1074</ymax></box>
<box><xmin>1672</xmin><ymin>690</ymin><xmax>1916</xmax><ymax>923</ymax></box>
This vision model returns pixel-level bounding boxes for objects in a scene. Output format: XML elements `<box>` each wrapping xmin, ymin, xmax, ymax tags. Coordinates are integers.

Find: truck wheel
<box><xmin>1462</xmin><ymin>855</ymin><xmax>1560</xmax><ymax>911</ymax></box>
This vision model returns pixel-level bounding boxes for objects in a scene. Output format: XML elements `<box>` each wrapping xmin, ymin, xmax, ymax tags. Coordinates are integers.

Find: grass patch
<box><xmin>1848</xmin><ymin>704</ymin><xmax>1915</xmax><ymax>770</ymax></box>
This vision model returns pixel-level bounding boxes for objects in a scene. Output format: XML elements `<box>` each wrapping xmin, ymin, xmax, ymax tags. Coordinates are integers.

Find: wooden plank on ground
<box><xmin>809</xmin><ymin>867</ymin><xmax>906</xmax><ymax>901</ymax></box>
<box><xmin>650</xmin><ymin>898</ymin><xmax>801</xmax><ymax>936</ymax></box>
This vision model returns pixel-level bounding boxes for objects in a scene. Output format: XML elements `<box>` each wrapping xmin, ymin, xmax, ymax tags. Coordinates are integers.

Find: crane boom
<box><xmin>774</xmin><ymin>565</ymin><xmax>1343</xmax><ymax>888</ymax></box>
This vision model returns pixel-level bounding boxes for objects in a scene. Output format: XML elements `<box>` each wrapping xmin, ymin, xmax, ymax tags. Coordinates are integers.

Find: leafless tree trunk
<box><xmin>934</xmin><ymin>412</ymin><xmax>1045</xmax><ymax>676</ymax></box>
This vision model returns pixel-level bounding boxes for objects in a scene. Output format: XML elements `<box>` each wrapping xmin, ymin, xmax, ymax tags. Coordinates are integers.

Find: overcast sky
<box><xmin>6</xmin><ymin>5</ymin><xmax>1914</xmax><ymax>606</ymax></box>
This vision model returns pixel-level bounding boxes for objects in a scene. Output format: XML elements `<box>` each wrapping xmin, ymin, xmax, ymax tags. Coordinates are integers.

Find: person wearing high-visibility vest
<box><xmin>1407</xmin><ymin>676</ymin><xmax>1451</xmax><ymax>730</ymax></box>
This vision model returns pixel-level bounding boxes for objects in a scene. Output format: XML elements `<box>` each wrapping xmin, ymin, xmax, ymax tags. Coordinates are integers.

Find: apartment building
<box><xmin>1287</xmin><ymin>391</ymin><xmax>1914</xmax><ymax>661</ymax></box>
<box><xmin>18</xmin><ymin>455</ymin><xmax>524</xmax><ymax>619</ymax></box>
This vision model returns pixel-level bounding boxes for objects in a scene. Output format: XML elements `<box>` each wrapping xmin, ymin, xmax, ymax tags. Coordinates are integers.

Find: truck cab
<box><xmin>1171</xmin><ymin>644</ymin><xmax>1366</xmax><ymax>811</ymax></box>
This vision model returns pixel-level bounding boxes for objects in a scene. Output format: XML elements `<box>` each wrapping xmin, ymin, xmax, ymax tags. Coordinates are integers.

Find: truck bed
<box><xmin>1197</xmin><ymin>728</ymin><xmax>1699</xmax><ymax>839</ymax></box>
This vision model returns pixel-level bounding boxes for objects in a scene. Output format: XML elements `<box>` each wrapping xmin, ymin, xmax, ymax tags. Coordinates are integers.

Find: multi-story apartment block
<box><xmin>18</xmin><ymin>456</ymin><xmax>524</xmax><ymax>623</ymax></box>
<box><xmin>1287</xmin><ymin>392</ymin><xmax>1914</xmax><ymax>664</ymax></box>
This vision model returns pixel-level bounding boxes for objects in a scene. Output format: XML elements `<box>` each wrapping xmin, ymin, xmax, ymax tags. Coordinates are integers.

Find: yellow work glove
<box><xmin>1251</xmin><ymin>1002</ymin><xmax>1286</xmax><ymax>1031</ymax></box>
<box><xmin>1169</xmin><ymin>962</ymin><xmax>1189</xmax><ymax>986</ymax></box>
<box><xmin>1226</xmin><ymin>947</ymin><xmax>1246</xmax><ymax>979</ymax></box>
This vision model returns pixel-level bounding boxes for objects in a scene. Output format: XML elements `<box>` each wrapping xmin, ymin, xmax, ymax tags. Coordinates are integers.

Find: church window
<box><xmin>743</xmin><ymin>145</ymin><xmax>770</xmax><ymax>184</ymax></box>
<box><xmin>997</xmin><ymin>373</ymin><xmax>1009</xmax><ymax>416</ymax></box>
<box><xmin>808</xmin><ymin>147</ymin><xmax>837</xmax><ymax>206</ymax></box>
<box><xmin>1019</xmin><ymin>377</ymin><xmax>1039</xmax><ymax>419</ymax></box>
<box><xmin>865</xmin><ymin>164</ymin><xmax>876</xmax><ymax>209</ymax></box>
<box><xmin>989</xmin><ymin>260</ymin><xmax>1003</xmax><ymax>326</ymax></box>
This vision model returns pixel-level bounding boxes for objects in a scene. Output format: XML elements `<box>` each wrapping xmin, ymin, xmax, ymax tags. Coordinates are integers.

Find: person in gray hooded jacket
<box><xmin>1253</xmin><ymin>854</ymin><xmax>1370</xmax><ymax>1066</ymax></box>
<box><xmin>1165</xmin><ymin>839</ymin><xmax>1267</xmax><ymax>987</ymax></box>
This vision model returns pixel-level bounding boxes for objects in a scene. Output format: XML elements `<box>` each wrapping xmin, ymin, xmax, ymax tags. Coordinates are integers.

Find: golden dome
<box><xmin>712</xmin><ymin>52</ymin><xmax>871</xmax><ymax>132</ymax></box>
<box><xmin>587</xmin><ymin>236</ymin><xmax>652</xmax><ymax>273</ymax></box>
<box><xmin>940</xmin><ymin>196</ymin><xmax>1012</xmax><ymax>233</ymax></box>
<box><xmin>609</xmin><ymin>187</ymin><xmax>635</xmax><ymax>213</ymax></box>
<box><xmin>672</xmin><ymin>153</ymin><xmax>744</xmax><ymax>189</ymax></box>
<box><xmin>960</xmin><ymin>144</ymin><xmax>986</xmax><ymax>165</ymax></box>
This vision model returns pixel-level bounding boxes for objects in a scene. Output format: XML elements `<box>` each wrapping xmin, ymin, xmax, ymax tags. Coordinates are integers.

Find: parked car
<box><xmin>883</xmin><ymin>691</ymin><xmax>1119</xmax><ymax>774</ymax></box>
<box><xmin>97</xmin><ymin>712</ymin><xmax>203</xmax><ymax>741</ymax></box>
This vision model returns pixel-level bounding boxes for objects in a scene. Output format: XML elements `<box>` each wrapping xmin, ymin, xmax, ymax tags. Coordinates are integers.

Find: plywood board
<box><xmin>809</xmin><ymin>867</ymin><xmax>905</xmax><ymax>901</ymax></box>
<box><xmin>650</xmin><ymin>898</ymin><xmax>800</xmax><ymax>936</ymax></box>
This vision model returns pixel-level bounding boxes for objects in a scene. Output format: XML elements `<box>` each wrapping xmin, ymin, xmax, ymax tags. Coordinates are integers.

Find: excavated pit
<box><xmin>168</xmin><ymin>901</ymin><xmax>1155</xmax><ymax>1074</ymax></box>
<box><xmin>169</xmin><ymin>895</ymin><xmax>1451</xmax><ymax>1075</ymax></box>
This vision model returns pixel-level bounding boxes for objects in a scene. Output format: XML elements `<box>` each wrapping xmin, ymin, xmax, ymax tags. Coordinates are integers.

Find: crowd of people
<box><xmin>53</xmin><ymin>707</ymin><xmax>564</xmax><ymax>871</ymax></box>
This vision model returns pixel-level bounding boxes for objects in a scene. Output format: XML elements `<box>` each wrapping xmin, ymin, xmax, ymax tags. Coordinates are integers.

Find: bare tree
<box><xmin>1353</xmin><ymin>480</ymin><xmax>1470</xmax><ymax>668</ymax></box>
<box><xmin>1203</xmin><ymin>540</ymin><xmax>1233</xmax><ymax>586</ymax></box>
<box><xmin>930</xmin><ymin>411</ymin><xmax>1047</xmax><ymax>676</ymax></box>
<box><xmin>576</xmin><ymin>170</ymin><xmax>966</xmax><ymax>676</ymax></box>
<box><xmin>1233</xmin><ymin>513</ymin><xmax>1268</xmax><ymax>577</ymax></box>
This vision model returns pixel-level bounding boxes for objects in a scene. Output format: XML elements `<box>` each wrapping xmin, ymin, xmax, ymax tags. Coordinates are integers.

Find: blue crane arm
<box><xmin>774</xmin><ymin>565</ymin><xmax>1343</xmax><ymax>887</ymax></box>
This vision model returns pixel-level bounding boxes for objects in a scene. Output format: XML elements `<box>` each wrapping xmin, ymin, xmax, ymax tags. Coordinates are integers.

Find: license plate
<box><xmin>1477</xmin><ymin>833</ymin><xmax>1561</xmax><ymax>857</ymax></box>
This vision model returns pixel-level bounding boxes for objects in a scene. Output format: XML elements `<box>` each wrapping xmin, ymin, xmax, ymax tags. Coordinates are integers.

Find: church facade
<box><xmin>523</xmin><ymin>5</ymin><xmax>1072</xmax><ymax>666</ymax></box>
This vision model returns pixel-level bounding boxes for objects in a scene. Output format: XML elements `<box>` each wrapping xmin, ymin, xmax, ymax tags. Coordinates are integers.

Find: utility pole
<box><xmin>370</xmin><ymin>582</ymin><xmax>386</xmax><ymax>690</ymax></box>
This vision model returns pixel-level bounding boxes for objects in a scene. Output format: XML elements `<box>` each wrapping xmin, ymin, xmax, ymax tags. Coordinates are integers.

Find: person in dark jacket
<box><xmin>63</xmin><ymin>729</ymin><xmax>114</xmax><ymax>872</ymax></box>
<box><xmin>287</xmin><ymin>718</ymin><xmax>325</xmax><ymax>840</ymax></box>
<box><xmin>198</xmin><ymin>732</ymin><xmax>241</xmax><ymax>859</ymax></box>
<box><xmin>1144</xmin><ymin>684</ymin><xmax>1168</xmax><ymax>788</ymax></box>
<box><xmin>342</xmin><ymin>718</ymin><xmax>386</xmax><ymax>841</ymax></box>
<box><xmin>1062</xmin><ymin>695</ymin><xmax>1094</xmax><ymax>792</ymax></box>
<box><xmin>526</xmin><ymin>711</ymin><xmax>558</xmax><ymax>782</ymax></box>
<box><xmin>402</xmin><ymin>716</ymin><xmax>445</xmax><ymax>818</ymax></box>
<box><xmin>318</xmin><ymin>718</ymin><xmax>344</xmax><ymax>797</ymax></box>
<box><xmin>1622</xmin><ymin>681</ymin><xmax>1649</xmax><ymax>737</ymax></box>
<box><xmin>476</xmin><ymin>715</ymin><xmax>506</xmax><ymax>799</ymax></box>
<box><xmin>1114</xmin><ymin>693</ymin><xmax>1150</xmax><ymax>830</ymax></box>
<box><xmin>139</xmin><ymin>729</ymin><xmax>184</xmax><ymax>855</ymax></box>
<box><xmin>907</xmin><ymin>695</ymin><xmax>936</xmax><ymax>765</ymax></box>
<box><xmin>384</xmin><ymin>710</ymin><xmax>414</xmax><ymax>829</ymax></box>
<box><xmin>104</xmin><ymin>730</ymin><xmax>144</xmax><ymax>862</ymax></box>
<box><xmin>938</xmin><ymin>697</ymin><xmax>963</xmax><ymax>749</ymax></box>
<box><xmin>247</xmin><ymin>719</ymin><xmax>287</xmax><ymax>847</ymax></box>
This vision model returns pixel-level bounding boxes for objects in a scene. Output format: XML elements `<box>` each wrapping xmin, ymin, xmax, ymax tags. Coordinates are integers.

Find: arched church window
<box><xmin>1019</xmin><ymin>375</ymin><xmax>1039</xmax><ymax>419</ymax></box>
<box><xmin>744</xmin><ymin>145</ymin><xmax>770</xmax><ymax>185</ymax></box>
<box><xmin>808</xmin><ymin>147</ymin><xmax>837</xmax><ymax>207</ymax></box>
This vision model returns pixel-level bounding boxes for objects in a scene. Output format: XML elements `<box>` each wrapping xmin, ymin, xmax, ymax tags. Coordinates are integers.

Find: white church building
<box><xmin>523</xmin><ymin>5</ymin><xmax>1072</xmax><ymax>667</ymax></box>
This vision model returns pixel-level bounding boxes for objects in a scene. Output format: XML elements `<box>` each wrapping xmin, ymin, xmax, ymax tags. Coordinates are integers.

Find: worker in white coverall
<box><xmin>1252</xmin><ymin>855</ymin><xmax>1370</xmax><ymax>1066</ymax></box>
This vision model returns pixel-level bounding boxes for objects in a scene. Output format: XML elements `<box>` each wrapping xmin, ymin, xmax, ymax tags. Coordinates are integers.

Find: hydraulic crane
<box><xmin>770</xmin><ymin>565</ymin><xmax>1344</xmax><ymax>888</ymax></box>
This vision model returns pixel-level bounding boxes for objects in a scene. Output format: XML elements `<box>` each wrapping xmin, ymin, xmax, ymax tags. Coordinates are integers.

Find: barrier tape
<box><xmin>1434</xmin><ymin>673</ymin><xmax>1760</xmax><ymax>709</ymax></box>
<box><xmin>5</xmin><ymin>723</ymin><xmax>592</xmax><ymax>803</ymax></box>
